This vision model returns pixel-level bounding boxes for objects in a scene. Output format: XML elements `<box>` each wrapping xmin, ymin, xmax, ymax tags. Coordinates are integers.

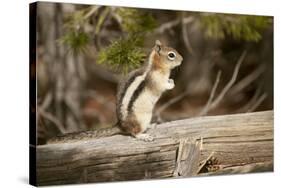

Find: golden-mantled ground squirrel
<box><xmin>48</xmin><ymin>40</ymin><xmax>183</xmax><ymax>143</ymax></box>
<box><xmin>115</xmin><ymin>40</ymin><xmax>183</xmax><ymax>141</ymax></box>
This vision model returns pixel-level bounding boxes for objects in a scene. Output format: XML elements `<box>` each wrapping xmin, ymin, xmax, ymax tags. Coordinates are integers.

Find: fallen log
<box><xmin>36</xmin><ymin>110</ymin><xmax>273</xmax><ymax>186</ymax></box>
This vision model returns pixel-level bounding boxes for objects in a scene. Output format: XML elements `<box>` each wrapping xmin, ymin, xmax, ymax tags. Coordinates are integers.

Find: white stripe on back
<box><xmin>120</xmin><ymin>51</ymin><xmax>154</xmax><ymax>120</ymax></box>
<box><xmin>120</xmin><ymin>73</ymin><xmax>146</xmax><ymax>119</ymax></box>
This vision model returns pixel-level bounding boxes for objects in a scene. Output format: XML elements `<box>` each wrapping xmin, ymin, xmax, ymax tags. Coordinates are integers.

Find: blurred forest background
<box><xmin>36</xmin><ymin>2</ymin><xmax>273</xmax><ymax>144</ymax></box>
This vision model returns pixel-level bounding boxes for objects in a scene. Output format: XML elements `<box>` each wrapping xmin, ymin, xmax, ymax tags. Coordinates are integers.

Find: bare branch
<box><xmin>198</xmin><ymin>70</ymin><xmax>222</xmax><ymax>116</ymax></box>
<box><xmin>247</xmin><ymin>93</ymin><xmax>268</xmax><ymax>112</ymax></box>
<box><xmin>95</xmin><ymin>7</ymin><xmax>110</xmax><ymax>35</ymax></box>
<box><xmin>84</xmin><ymin>5</ymin><xmax>100</xmax><ymax>19</ymax></box>
<box><xmin>88</xmin><ymin>60</ymin><xmax>121</xmax><ymax>83</ymax></box>
<box><xmin>236</xmin><ymin>87</ymin><xmax>261</xmax><ymax>113</ymax></box>
<box><xmin>111</xmin><ymin>9</ymin><xmax>123</xmax><ymax>25</ymax></box>
<box><xmin>229</xmin><ymin>65</ymin><xmax>265</xmax><ymax>96</ymax></box>
<box><xmin>155</xmin><ymin>90</ymin><xmax>189</xmax><ymax>121</ymax></box>
<box><xmin>154</xmin><ymin>19</ymin><xmax>180</xmax><ymax>34</ymax></box>
<box><xmin>154</xmin><ymin>17</ymin><xmax>194</xmax><ymax>34</ymax></box>
<box><xmin>181</xmin><ymin>19</ymin><xmax>195</xmax><ymax>56</ymax></box>
<box><xmin>38</xmin><ymin>107</ymin><xmax>66</xmax><ymax>134</ymax></box>
<box><xmin>75</xmin><ymin>55</ymin><xmax>87</xmax><ymax>81</ymax></box>
<box><xmin>41</xmin><ymin>92</ymin><xmax>53</xmax><ymax>111</ymax></box>
<box><xmin>209</xmin><ymin>50</ymin><xmax>247</xmax><ymax>110</ymax></box>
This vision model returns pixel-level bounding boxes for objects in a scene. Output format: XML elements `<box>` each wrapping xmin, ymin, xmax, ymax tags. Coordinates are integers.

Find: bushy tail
<box><xmin>47</xmin><ymin>125</ymin><xmax>121</xmax><ymax>144</ymax></box>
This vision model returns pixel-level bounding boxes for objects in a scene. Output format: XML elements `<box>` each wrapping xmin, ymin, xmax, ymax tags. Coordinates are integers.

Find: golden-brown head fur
<box><xmin>150</xmin><ymin>40</ymin><xmax>183</xmax><ymax>73</ymax></box>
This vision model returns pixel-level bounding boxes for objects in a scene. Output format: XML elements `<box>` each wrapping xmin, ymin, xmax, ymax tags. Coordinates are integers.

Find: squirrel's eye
<box><xmin>168</xmin><ymin>51</ymin><xmax>176</xmax><ymax>60</ymax></box>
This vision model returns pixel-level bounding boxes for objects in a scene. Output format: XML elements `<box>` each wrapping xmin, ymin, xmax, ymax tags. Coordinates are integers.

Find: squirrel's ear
<box><xmin>155</xmin><ymin>40</ymin><xmax>162</xmax><ymax>46</ymax></box>
<box><xmin>154</xmin><ymin>40</ymin><xmax>162</xmax><ymax>54</ymax></box>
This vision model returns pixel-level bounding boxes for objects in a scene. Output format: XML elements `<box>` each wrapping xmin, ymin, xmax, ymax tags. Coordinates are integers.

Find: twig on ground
<box><xmin>197</xmin><ymin>151</ymin><xmax>216</xmax><ymax>174</ymax></box>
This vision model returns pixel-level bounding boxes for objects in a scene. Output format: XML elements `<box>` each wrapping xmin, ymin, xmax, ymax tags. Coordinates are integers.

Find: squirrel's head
<box><xmin>150</xmin><ymin>40</ymin><xmax>183</xmax><ymax>71</ymax></box>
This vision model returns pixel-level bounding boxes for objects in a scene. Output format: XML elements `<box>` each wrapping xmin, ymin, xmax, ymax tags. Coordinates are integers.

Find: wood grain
<box><xmin>37</xmin><ymin>111</ymin><xmax>273</xmax><ymax>186</ymax></box>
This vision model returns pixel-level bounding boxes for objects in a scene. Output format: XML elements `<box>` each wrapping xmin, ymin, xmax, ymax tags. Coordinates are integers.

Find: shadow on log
<box><xmin>37</xmin><ymin>111</ymin><xmax>273</xmax><ymax>186</ymax></box>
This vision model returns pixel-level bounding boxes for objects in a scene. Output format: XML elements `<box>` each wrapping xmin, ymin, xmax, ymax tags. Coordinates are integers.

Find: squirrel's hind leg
<box><xmin>121</xmin><ymin>117</ymin><xmax>154</xmax><ymax>142</ymax></box>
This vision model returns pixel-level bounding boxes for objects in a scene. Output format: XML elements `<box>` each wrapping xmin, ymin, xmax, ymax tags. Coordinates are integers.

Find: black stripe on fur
<box><xmin>127</xmin><ymin>79</ymin><xmax>146</xmax><ymax>114</ymax></box>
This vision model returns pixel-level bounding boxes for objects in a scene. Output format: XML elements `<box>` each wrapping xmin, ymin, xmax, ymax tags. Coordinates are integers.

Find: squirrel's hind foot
<box><xmin>135</xmin><ymin>133</ymin><xmax>154</xmax><ymax>142</ymax></box>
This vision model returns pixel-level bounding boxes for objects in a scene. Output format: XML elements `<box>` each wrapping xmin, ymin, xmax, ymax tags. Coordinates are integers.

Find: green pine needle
<box><xmin>60</xmin><ymin>31</ymin><xmax>90</xmax><ymax>54</ymax></box>
<box><xmin>201</xmin><ymin>14</ymin><xmax>271</xmax><ymax>42</ymax></box>
<box><xmin>97</xmin><ymin>35</ymin><xmax>146</xmax><ymax>74</ymax></box>
<box><xmin>116</xmin><ymin>8</ymin><xmax>157</xmax><ymax>33</ymax></box>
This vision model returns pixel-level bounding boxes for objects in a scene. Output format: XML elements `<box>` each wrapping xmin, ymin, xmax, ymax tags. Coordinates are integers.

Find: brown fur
<box><xmin>151</xmin><ymin>51</ymin><xmax>169</xmax><ymax>75</ymax></box>
<box><xmin>117</xmin><ymin>40</ymin><xmax>182</xmax><ymax>139</ymax></box>
<box><xmin>145</xmin><ymin>72</ymin><xmax>162</xmax><ymax>96</ymax></box>
<box><xmin>119</xmin><ymin>115</ymin><xmax>141</xmax><ymax>135</ymax></box>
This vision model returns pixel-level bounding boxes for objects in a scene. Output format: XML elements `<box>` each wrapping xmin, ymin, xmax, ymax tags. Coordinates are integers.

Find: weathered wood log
<box><xmin>37</xmin><ymin>111</ymin><xmax>273</xmax><ymax>186</ymax></box>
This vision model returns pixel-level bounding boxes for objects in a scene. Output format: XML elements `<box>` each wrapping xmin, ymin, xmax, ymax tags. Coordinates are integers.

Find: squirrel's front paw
<box><xmin>166</xmin><ymin>79</ymin><xmax>175</xmax><ymax>89</ymax></box>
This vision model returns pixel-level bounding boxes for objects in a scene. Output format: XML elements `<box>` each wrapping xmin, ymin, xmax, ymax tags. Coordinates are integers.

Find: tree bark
<box><xmin>37</xmin><ymin>110</ymin><xmax>273</xmax><ymax>186</ymax></box>
<box><xmin>37</xmin><ymin>2</ymin><xmax>86</xmax><ymax>137</ymax></box>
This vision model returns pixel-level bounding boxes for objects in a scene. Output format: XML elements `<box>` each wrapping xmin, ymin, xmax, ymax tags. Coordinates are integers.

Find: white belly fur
<box><xmin>132</xmin><ymin>88</ymin><xmax>160</xmax><ymax>131</ymax></box>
